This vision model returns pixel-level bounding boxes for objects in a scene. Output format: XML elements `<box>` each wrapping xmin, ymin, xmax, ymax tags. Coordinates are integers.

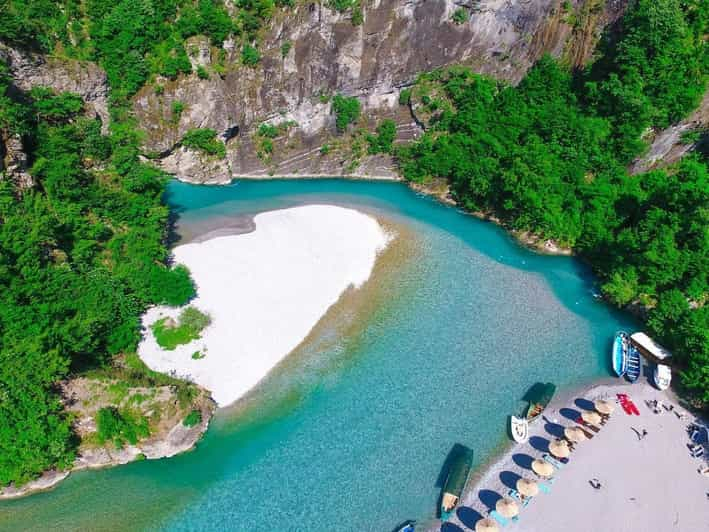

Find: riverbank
<box><xmin>0</xmin><ymin>377</ymin><xmax>214</xmax><ymax>500</ymax></box>
<box><xmin>138</xmin><ymin>204</ymin><xmax>391</xmax><ymax>406</ymax></box>
<box><xmin>439</xmin><ymin>380</ymin><xmax>709</xmax><ymax>532</ymax></box>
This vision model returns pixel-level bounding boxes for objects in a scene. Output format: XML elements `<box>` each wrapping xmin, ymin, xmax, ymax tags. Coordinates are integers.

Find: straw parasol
<box><xmin>531</xmin><ymin>457</ymin><xmax>554</xmax><ymax>478</ymax></box>
<box><xmin>475</xmin><ymin>517</ymin><xmax>500</xmax><ymax>532</ymax></box>
<box><xmin>496</xmin><ymin>497</ymin><xmax>520</xmax><ymax>518</ymax></box>
<box><xmin>594</xmin><ymin>399</ymin><xmax>614</xmax><ymax>415</ymax></box>
<box><xmin>564</xmin><ymin>426</ymin><xmax>588</xmax><ymax>443</ymax></box>
<box><xmin>516</xmin><ymin>477</ymin><xmax>539</xmax><ymax>497</ymax></box>
<box><xmin>581</xmin><ymin>410</ymin><xmax>602</xmax><ymax>425</ymax></box>
<box><xmin>549</xmin><ymin>438</ymin><xmax>570</xmax><ymax>458</ymax></box>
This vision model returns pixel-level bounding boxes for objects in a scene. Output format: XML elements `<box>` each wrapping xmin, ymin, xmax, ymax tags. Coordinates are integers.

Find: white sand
<box><xmin>138</xmin><ymin>205</ymin><xmax>389</xmax><ymax>406</ymax></box>
<box><xmin>444</xmin><ymin>382</ymin><xmax>709</xmax><ymax>532</ymax></box>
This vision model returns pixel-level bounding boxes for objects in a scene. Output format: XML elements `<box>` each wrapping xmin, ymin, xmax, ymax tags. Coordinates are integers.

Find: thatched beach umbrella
<box><xmin>549</xmin><ymin>438</ymin><xmax>570</xmax><ymax>458</ymax></box>
<box><xmin>582</xmin><ymin>410</ymin><xmax>602</xmax><ymax>425</ymax></box>
<box><xmin>564</xmin><ymin>426</ymin><xmax>588</xmax><ymax>443</ymax></box>
<box><xmin>594</xmin><ymin>399</ymin><xmax>614</xmax><ymax>415</ymax></box>
<box><xmin>531</xmin><ymin>457</ymin><xmax>554</xmax><ymax>478</ymax></box>
<box><xmin>496</xmin><ymin>497</ymin><xmax>520</xmax><ymax>518</ymax></box>
<box><xmin>516</xmin><ymin>478</ymin><xmax>539</xmax><ymax>497</ymax></box>
<box><xmin>475</xmin><ymin>517</ymin><xmax>500</xmax><ymax>532</ymax></box>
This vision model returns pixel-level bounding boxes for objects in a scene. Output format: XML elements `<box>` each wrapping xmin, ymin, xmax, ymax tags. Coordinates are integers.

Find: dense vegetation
<box><xmin>0</xmin><ymin>58</ymin><xmax>195</xmax><ymax>484</ymax></box>
<box><xmin>96</xmin><ymin>406</ymin><xmax>150</xmax><ymax>448</ymax></box>
<box><xmin>332</xmin><ymin>94</ymin><xmax>361</xmax><ymax>132</ymax></box>
<box><xmin>398</xmin><ymin>0</ymin><xmax>709</xmax><ymax>403</ymax></box>
<box><xmin>0</xmin><ymin>0</ymin><xmax>293</xmax><ymax>101</ymax></box>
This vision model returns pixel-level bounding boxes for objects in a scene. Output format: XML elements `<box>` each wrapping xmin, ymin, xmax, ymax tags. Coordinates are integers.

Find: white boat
<box><xmin>510</xmin><ymin>415</ymin><xmax>529</xmax><ymax>443</ymax></box>
<box><xmin>653</xmin><ymin>364</ymin><xmax>672</xmax><ymax>390</ymax></box>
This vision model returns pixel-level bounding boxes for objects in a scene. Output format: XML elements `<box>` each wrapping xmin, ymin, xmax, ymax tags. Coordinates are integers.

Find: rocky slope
<box><xmin>0</xmin><ymin>377</ymin><xmax>215</xmax><ymax>500</ymax></box>
<box><xmin>132</xmin><ymin>0</ymin><xmax>627</xmax><ymax>182</ymax></box>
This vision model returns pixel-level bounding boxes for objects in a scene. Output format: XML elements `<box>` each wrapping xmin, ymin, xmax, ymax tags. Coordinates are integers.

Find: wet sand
<box><xmin>438</xmin><ymin>381</ymin><xmax>709</xmax><ymax>532</ymax></box>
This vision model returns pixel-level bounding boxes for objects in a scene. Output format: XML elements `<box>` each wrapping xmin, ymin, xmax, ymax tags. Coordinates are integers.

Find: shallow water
<box><xmin>0</xmin><ymin>179</ymin><xmax>635</xmax><ymax>531</ymax></box>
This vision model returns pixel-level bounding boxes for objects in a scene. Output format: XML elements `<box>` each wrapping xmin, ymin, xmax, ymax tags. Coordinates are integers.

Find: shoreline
<box><xmin>435</xmin><ymin>378</ymin><xmax>709</xmax><ymax>531</ymax></box>
<box><xmin>138</xmin><ymin>204</ymin><xmax>391</xmax><ymax>407</ymax></box>
<box><xmin>0</xmin><ymin>387</ymin><xmax>215</xmax><ymax>500</ymax></box>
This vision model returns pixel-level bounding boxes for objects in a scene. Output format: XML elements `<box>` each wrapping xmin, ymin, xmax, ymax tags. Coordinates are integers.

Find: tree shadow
<box><xmin>512</xmin><ymin>453</ymin><xmax>534</xmax><ymax>470</ymax></box>
<box><xmin>561</xmin><ymin>407</ymin><xmax>581</xmax><ymax>421</ymax></box>
<box><xmin>499</xmin><ymin>470</ymin><xmax>522</xmax><ymax>490</ymax></box>
<box><xmin>544</xmin><ymin>421</ymin><xmax>566</xmax><ymax>438</ymax></box>
<box><xmin>575</xmin><ymin>398</ymin><xmax>595</xmax><ymax>411</ymax></box>
<box><xmin>478</xmin><ymin>489</ymin><xmax>503</xmax><ymax>510</ymax></box>
<box><xmin>457</xmin><ymin>506</ymin><xmax>484</xmax><ymax>529</ymax></box>
<box><xmin>530</xmin><ymin>435</ymin><xmax>550</xmax><ymax>452</ymax></box>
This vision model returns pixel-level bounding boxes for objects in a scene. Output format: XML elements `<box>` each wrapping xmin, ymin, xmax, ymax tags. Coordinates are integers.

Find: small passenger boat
<box><xmin>510</xmin><ymin>415</ymin><xmax>529</xmax><ymax>443</ymax></box>
<box><xmin>612</xmin><ymin>331</ymin><xmax>629</xmax><ymax>377</ymax></box>
<box><xmin>653</xmin><ymin>364</ymin><xmax>671</xmax><ymax>390</ymax></box>
<box><xmin>625</xmin><ymin>346</ymin><xmax>641</xmax><ymax>383</ymax></box>
<box><xmin>440</xmin><ymin>446</ymin><xmax>474</xmax><ymax>521</ymax></box>
<box><xmin>524</xmin><ymin>382</ymin><xmax>557</xmax><ymax>423</ymax></box>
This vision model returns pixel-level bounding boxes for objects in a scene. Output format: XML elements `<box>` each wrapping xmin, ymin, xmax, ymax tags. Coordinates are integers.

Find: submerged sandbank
<box><xmin>138</xmin><ymin>204</ymin><xmax>390</xmax><ymax>406</ymax></box>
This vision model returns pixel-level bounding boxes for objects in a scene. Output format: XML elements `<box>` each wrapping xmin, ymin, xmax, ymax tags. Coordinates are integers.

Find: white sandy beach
<box><xmin>441</xmin><ymin>381</ymin><xmax>709</xmax><ymax>532</ymax></box>
<box><xmin>138</xmin><ymin>205</ymin><xmax>390</xmax><ymax>406</ymax></box>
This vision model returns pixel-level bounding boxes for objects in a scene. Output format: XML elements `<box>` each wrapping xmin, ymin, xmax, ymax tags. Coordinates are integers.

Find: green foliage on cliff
<box><xmin>0</xmin><ymin>0</ymin><xmax>293</xmax><ymax>100</ymax></box>
<box><xmin>332</xmin><ymin>94</ymin><xmax>361</xmax><ymax>132</ymax></box>
<box><xmin>0</xmin><ymin>71</ymin><xmax>195</xmax><ymax>485</ymax></box>
<box><xmin>181</xmin><ymin>127</ymin><xmax>226</xmax><ymax>157</ymax></box>
<box><xmin>398</xmin><ymin>0</ymin><xmax>709</xmax><ymax>403</ymax></box>
<box><xmin>367</xmin><ymin>119</ymin><xmax>396</xmax><ymax>154</ymax></box>
<box><xmin>96</xmin><ymin>407</ymin><xmax>150</xmax><ymax>448</ymax></box>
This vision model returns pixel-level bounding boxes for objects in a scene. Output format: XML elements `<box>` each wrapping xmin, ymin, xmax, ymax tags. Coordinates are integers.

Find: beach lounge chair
<box><xmin>543</xmin><ymin>453</ymin><xmax>565</xmax><ymax>469</ymax></box>
<box><xmin>507</xmin><ymin>489</ymin><xmax>531</xmax><ymax>508</ymax></box>
<box><xmin>489</xmin><ymin>510</ymin><xmax>510</xmax><ymax>527</ymax></box>
<box><xmin>538</xmin><ymin>481</ymin><xmax>552</xmax><ymax>494</ymax></box>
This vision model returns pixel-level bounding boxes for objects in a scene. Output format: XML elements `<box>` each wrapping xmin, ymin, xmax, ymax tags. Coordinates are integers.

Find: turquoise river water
<box><xmin>0</xmin><ymin>179</ymin><xmax>635</xmax><ymax>531</ymax></box>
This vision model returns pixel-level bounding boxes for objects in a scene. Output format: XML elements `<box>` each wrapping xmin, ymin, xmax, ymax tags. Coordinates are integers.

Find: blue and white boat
<box><xmin>612</xmin><ymin>331</ymin><xmax>628</xmax><ymax>377</ymax></box>
<box><xmin>625</xmin><ymin>345</ymin><xmax>642</xmax><ymax>382</ymax></box>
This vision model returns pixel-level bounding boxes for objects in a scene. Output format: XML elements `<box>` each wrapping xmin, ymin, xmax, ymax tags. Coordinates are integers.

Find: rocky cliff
<box><xmin>132</xmin><ymin>0</ymin><xmax>627</xmax><ymax>183</ymax></box>
<box><xmin>1</xmin><ymin>0</ymin><xmax>627</xmax><ymax>184</ymax></box>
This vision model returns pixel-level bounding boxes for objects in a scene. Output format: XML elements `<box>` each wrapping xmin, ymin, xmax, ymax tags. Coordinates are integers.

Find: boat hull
<box><xmin>612</xmin><ymin>331</ymin><xmax>628</xmax><ymax>377</ymax></box>
<box><xmin>653</xmin><ymin>364</ymin><xmax>671</xmax><ymax>390</ymax></box>
<box><xmin>625</xmin><ymin>346</ymin><xmax>641</xmax><ymax>383</ymax></box>
<box><xmin>510</xmin><ymin>416</ymin><xmax>529</xmax><ymax>443</ymax></box>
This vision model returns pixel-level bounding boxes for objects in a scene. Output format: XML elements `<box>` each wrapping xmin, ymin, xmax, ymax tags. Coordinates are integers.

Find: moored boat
<box><xmin>612</xmin><ymin>331</ymin><xmax>629</xmax><ymax>377</ymax></box>
<box><xmin>510</xmin><ymin>415</ymin><xmax>529</xmax><ymax>443</ymax></box>
<box><xmin>653</xmin><ymin>364</ymin><xmax>671</xmax><ymax>390</ymax></box>
<box><xmin>625</xmin><ymin>346</ymin><xmax>641</xmax><ymax>383</ymax></box>
<box><xmin>440</xmin><ymin>446</ymin><xmax>474</xmax><ymax>521</ymax></box>
<box><xmin>524</xmin><ymin>382</ymin><xmax>557</xmax><ymax>423</ymax></box>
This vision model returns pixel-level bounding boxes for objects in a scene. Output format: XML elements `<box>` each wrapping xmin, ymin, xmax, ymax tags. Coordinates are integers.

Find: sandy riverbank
<box><xmin>438</xmin><ymin>381</ymin><xmax>709</xmax><ymax>532</ymax></box>
<box><xmin>138</xmin><ymin>204</ymin><xmax>390</xmax><ymax>406</ymax></box>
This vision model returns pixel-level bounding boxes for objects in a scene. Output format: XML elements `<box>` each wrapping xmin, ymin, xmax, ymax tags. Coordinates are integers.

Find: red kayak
<box><xmin>617</xmin><ymin>393</ymin><xmax>640</xmax><ymax>416</ymax></box>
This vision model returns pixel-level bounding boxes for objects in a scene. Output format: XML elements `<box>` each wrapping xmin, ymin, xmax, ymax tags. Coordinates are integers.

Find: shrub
<box><xmin>332</xmin><ymin>94</ymin><xmax>361</xmax><ymax>132</ymax></box>
<box><xmin>399</xmin><ymin>88</ymin><xmax>411</xmax><ymax>106</ymax></box>
<box><xmin>181</xmin><ymin>128</ymin><xmax>226</xmax><ymax>158</ymax></box>
<box><xmin>171</xmin><ymin>101</ymin><xmax>185</xmax><ymax>123</ymax></box>
<box><xmin>367</xmin><ymin>119</ymin><xmax>397</xmax><ymax>154</ymax></box>
<box><xmin>96</xmin><ymin>407</ymin><xmax>150</xmax><ymax>448</ymax></box>
<box><xmin>183</xmin><ymin>409</ymin><xmax>202</xmax><ymax>427</ymax></box>
<box><xmin>281</xmin><ymin>41</ymin><xmax>292</xmax><ymax>58</ymax></box>
<box><xmin>241</xmin><ymin>44</ymin><xmax>261</xmax><ymax>66</ymax></box>
<box><xmin>452</xmin><ymin>8</ymin><xmax>468</xmax><ymax>24</ymax></box>
<box><xmin>151</xmin><ymin>306</ymin><xmax>211</xmax><ymax>350</ymax></box>
<box><xmin>196</xmin><ymin>66</ymin><xmax>210</xmax><ymax>80</ymax></box>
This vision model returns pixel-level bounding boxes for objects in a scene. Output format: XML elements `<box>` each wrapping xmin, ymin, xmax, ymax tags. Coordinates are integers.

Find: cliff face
<box><xmin>133</xmin><ymin>0</ymin><xmax>627</xmax><ymax>183</ymax></box>
<box><xmin>1</xmin><ymin>1</ymin><xmax>626</xmax><ymax>183</ymax></box>
<box><xmin>0</xmin><ymin>44</ymin><xmax>110</xmax><ymax>130</ymax></box>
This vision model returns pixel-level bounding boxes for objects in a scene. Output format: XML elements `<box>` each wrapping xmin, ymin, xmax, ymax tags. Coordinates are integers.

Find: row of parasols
<box><xmin>473</xmin><ymin>399</ymin><xmax>615</xmax><ymax>532</ymax></box>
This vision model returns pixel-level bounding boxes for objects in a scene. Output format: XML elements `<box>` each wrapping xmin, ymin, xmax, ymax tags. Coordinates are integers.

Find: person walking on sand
<box><xmin>641</xmin><ymin>429</ymin><xmax>648</xmax><ymax>440</ymax></box>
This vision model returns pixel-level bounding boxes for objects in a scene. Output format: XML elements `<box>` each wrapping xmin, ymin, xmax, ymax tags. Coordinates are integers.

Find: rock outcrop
<box><xmin>132</xmin><ymin>0</ymin><xmax>627</xmax><ymax>182</ymax></box>
<box><xmin>631</xmin><ymin>90</ymin><xmax>709</xmax><ymax>174</ymax></box>
<box><xmin>0</xmin><ymin>43</ymin><xmax>110</xmax><ymax>131</ymax></box>
<box><xmin>0</xmin><ymin>133</ymin><xmax>34</xmax><ymax>189</ymax></box>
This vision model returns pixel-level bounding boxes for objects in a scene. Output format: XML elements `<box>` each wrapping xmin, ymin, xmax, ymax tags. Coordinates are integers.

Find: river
<box><xmin>0</xmin><ymin>179</ymin><xmax>634</xmax><ymax>531</ymax></box>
